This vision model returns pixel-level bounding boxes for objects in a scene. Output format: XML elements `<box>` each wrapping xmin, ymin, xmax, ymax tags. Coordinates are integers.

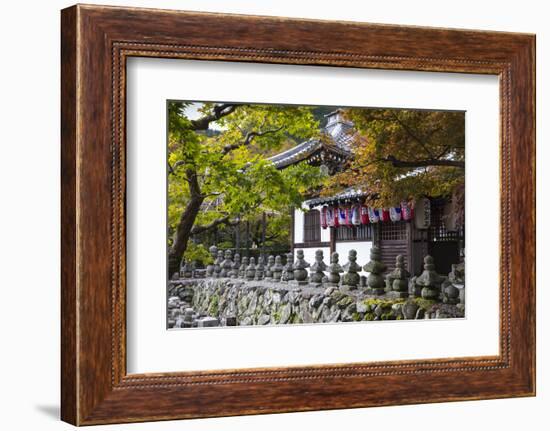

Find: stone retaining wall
<box><xmin>167</xmin><ymin>278</ymin><xmax>464</xmax><ymax>329</ymax></box>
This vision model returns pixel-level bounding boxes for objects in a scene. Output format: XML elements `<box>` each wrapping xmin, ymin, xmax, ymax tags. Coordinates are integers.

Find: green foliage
<box><xmin>168</xmin><ymin>102</ymin><xmax>325</xmax><ymax>244</ymax></box>
<box><xmin>183</xmin><ymin>242</ymin><xmax>211</xmax><ymax>265</ymax></box>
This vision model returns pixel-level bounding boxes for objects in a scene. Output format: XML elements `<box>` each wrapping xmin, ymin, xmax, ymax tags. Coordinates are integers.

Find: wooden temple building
<box><xmin>269</xmin><ymin>110</ymin><xmax>464</xmax><ymax>276</ymax></box>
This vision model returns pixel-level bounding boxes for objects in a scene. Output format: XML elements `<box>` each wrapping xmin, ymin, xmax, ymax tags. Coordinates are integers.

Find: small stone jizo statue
<box><xmin>255</xmin><ymin>256</ymin><xmax>266</xmax><ymax>281</ymax></box>
<box><xmin>206</xmin><ymin>245</ymin><xmax>218</xmax><ymax>277</ymax></box>
<box><xmin>342</xmin><ymin>249</ymin><xmax>361</xmax><ymax>289</ymax></box>
<box><xmin>310</xmin><ymin>249</ymin><xmax>327</xmax><ymax>285</ymax></box>
<box><xmin>387</xmin><ymin>255</ymin><xmax>410</xmax><ymax>298</ymax></box>
<box><xmin>327</xmin><ymin>252</ymin><xmax>344</xmax><ymax>287</ymax></box>
<box><xmin>220</xmin><ymin>249</ymin><xmax>233</xmax><ymax>277</ymax></box>
<box><xmin>442</xmin><ymin>260</ymin><xmax>464</xmax><ymax>304</ymax></box>
<box><xmin>363</xmin><ymin>246</ymin><xmax>387</xmax><ymax>295</ymax></box>
<box><xmin>416</xmin><ymin>255</ymin><xmax>445</xmax><ymax>300</ymax></box>
<box><xmin>239</xmin><ymin>256</ymin><xmax>249</xmax><ymax>279</ymax></box>
<box><xmin>281</xmin><ymin>252</ymin><xmax>294</xmax><ymax>282</ymax></box>
<box><xmin>230</xmin><ymin>253</ymin><xmax>241</xmax><ymax>278</ymax></box>
<box><xmin>293</xmin><ymin>249</ymin><xmax>310</xmax><ymax>285</ymax></box>
<box><xmin>271</xmin><ymin>255</ymin><xmax>284</xmax><ymax>282</ymax></box>
<box><xmin>180</xmin><ymin>260</ymin><xmax>193</xmax><ymax>279</ymax></box>
<box><xmin>245</xmin><ymin>257</ymin><xmax>256</xmax><ymax>281</ymax></box>
<box><xmin>264</xmin><ymin>255</ymin><xmax>275</xmax><ymax>280</ymax></box>
<box><xmin>213</xmin><ymin>250</ymin><xmax>224</xmax><ymax>278</ymax></box>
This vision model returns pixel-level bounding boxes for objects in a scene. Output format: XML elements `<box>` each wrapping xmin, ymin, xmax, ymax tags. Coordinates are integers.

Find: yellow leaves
<box><xmin>328</xmin><ymin>108</ymin><xmax>465</xmax><ymax>206</ymax></box>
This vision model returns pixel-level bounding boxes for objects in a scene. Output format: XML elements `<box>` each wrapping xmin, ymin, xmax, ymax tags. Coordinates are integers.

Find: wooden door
<box><xmin>377</xmin><ymin>221</ymin><xmax>409</xmax><ymax>272</ymax></box>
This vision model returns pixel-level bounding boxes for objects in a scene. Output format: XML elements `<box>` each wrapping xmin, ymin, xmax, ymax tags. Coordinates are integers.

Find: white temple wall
<box><xmin>293</xmin><ymin>246</ymin><xmax>331</xmax><ymax>275</ymax></box>
<box><xmin>293</xmin><ymin>207</ymin><xmax>304</xmax><ymax>243</ymax></box>
<box><xmin>320</xmin><ymin>223</ymin><xmax>330</xmax><ymax>242</ymax></box>
<box><xmin>335</xmin><ymin>241</ymin><xmax>372</xmax><ymax>276</ymax></box>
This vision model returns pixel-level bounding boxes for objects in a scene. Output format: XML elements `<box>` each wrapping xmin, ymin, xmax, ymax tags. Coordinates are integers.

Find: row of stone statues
<box><xmin>179</xmin><ymin>245</ymin><xmax>464</xmax><ymax>303</ymax></box>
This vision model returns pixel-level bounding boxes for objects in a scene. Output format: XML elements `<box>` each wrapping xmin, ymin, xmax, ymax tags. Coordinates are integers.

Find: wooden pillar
<box><xmin>373</xmin><ymin>223</ymin><xmax>381</xmax><ymax>246</ymax></box>
<box><xmin>406</xmin><ymin>222</ymin><xmax>413</xmax><ymax>272</ymax></box>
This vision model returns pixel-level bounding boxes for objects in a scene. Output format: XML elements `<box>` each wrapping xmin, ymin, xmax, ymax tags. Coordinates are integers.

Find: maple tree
<box><xmin>323</xmin><ymin>108</ymin><xmax>465</xmax><ymax>214</ymax></box>
<box><xmin>167</xmin><ymin>102</ymin><xmax>325</xmax><ymax>275</ymax></box>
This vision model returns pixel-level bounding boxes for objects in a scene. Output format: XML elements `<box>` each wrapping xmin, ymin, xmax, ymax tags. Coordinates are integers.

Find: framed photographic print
<box><xmin>61</xmin><ymin>4</ymin><xmax>536</xmax><ymax>425</ymax></box>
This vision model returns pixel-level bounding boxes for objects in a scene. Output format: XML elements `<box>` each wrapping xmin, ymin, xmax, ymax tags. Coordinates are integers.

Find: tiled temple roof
<box><xmin>268</xmin><ymin>109</ymin><xmax>355</xmax><ymax>169</ymax></box>
<box><xmin>305</xmin><ymin>188</ymin><xmax>371</xmax><ymax>208</ymax></box>
<box><xmin>268</xmin><ymin>139</ymin><xmax>350</xmax><ymax>169</ymax></box>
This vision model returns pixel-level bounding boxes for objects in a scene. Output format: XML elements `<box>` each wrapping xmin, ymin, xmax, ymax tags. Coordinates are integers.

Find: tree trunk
<box><xmin>168</xmin><ymin>194</ymin><xmax>204</xmax><ymax>276</ymax></box>
<box><xmin>168</xmin><ymin>167</ymin><xmax>205</xmax><ymax>276</ymax></box>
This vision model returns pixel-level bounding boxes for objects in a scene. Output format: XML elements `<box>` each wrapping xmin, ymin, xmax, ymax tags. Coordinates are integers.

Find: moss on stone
<box><xmin>413</xmin><ymin>297</ymin><xmax>438</xmax><ymax>311</ymax></box>
<box><xmin>208</xmin><ymin>294</ymin><xmax>219</xmax><ymax>316</ymax></box>
<box><xmin>364</xmin><ymin>312</ymin><xmax>375</xmax><ymax>321</ymax></box>
<box><xmin>363</xmin><ymin>297</ymin><xmax>408</xmax><ymax>307</ymax></box>
<box><xmin>352</xmin><ymin>312</ymin><xmax>362</xmax><ymax>322</ymax></box>
<box><xmin>337</xmin><ymin>295</ymin><xmax>355</xmax><ymax>307</ymax></box>
<box><xmin>291</xmin><ymin>313</ymin><xmax>302</xmax><ymax>324</ymax></box>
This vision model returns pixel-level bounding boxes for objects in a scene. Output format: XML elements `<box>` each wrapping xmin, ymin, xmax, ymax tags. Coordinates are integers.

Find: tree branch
<box><xmin>222</xmin><ymin>125</ymin><xmax>283</xmax><ymax>154</ymax></box>
<box><xmin>390</xmin><ymin>111</ymin><xmax>435</xmax><ymax>158</ymax></box>
<box><xmin>189</xmin><ymin>103</ymin><xmax>243</xmax><ymax>131</ymax></box>
<box><xmin>185</xmin><ymin>168</ymin><xmax>202</xmax><ymax>196</ymax></box>
<box><xmin>190</xmin><ymin>215</ymin><xmax>238</xmax><ymax>235</ymax></box>
<box><xmin>383</xmin><ymin>155</ymin><xmax>464</xmax><ymax>169</ymax></box>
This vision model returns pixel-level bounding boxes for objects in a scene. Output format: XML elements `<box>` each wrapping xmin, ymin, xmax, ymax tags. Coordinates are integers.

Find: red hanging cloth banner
<box><xmin>379</xmin><ymin>208</ymin><xmax>390</xmax><ymax>222</ymax></box>
<box><xmin>360</xmin><ymin>205</ymin><xmax>369</xmax><ymax>224</ymax></box>
<box><xmin>401</xmin><ymin>201</ymin><xmax>414</xmax><ymax>221</ymax></box>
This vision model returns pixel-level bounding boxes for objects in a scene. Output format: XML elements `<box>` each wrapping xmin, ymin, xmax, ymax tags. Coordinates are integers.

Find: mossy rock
<box><xmin>336</xmin><ymin>295</ymin><xmax>355</xmax><ymax>308</ymax></box>
<box><xmin>380</xmin><ymin>312</ymin><xmax>395</xmax><ymax>320</ymax></box>
<box><xmin>414</xmin><ymin>297</ymin><xmax>438</xmax><ymax>311</ymax></box>
<box><xmin>207</xmin><ymin>294</ymin><xmax>219</xmax><ymax>316</ymax></box>
<box><xmin>364</xmin><ymin>312</ymin><xmax>375</xmax><ymax>321</ymax></box>
<box><xmin>330</xmin><ymin>289</ymin><xmax>346</xmax><ymax>300</ymax></box>
<box><xmin>291</xmin><ymin>313</ymin><xmax>303</xmax><ymax>324</ymax></box>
